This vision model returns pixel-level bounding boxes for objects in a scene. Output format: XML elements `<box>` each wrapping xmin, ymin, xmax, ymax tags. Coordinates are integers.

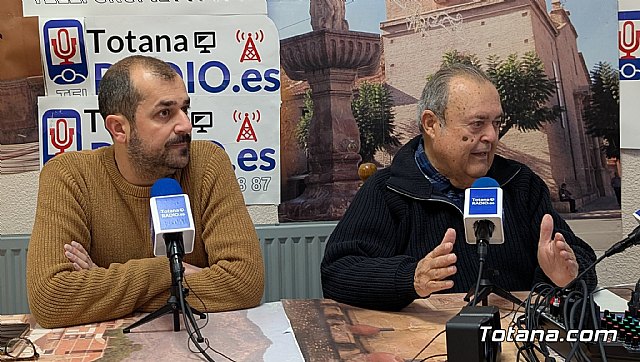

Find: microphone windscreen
<box><xmin>471</xmin><ymin>176</ymin><xmax>499</xmax><ymax>188</ymax></box>
<box><xmin>151</xmin><ymin>178</ymin><xmax>183</xmax><ymax>197</ymax></box>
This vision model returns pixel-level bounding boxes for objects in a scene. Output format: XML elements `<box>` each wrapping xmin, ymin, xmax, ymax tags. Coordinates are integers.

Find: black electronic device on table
<box><xmin>537</xmin><ymin>302</ymin><xmax>640</xmax><ymax>361</ymax></box>
<box><xmin>446</xmin><ymin>306</ymin><xmax>502</xmax><ymax>362</ymax></box>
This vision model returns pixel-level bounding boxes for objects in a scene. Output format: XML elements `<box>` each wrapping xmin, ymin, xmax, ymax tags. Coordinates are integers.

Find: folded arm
<box><xmin>27</xmin><ymin>160</ymin><xmax>172</xmax><ymax>328</ymax></box>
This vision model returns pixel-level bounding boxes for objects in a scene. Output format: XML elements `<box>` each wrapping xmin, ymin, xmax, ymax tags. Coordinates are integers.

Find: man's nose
<box><xmin>175</xmin><ymin>110</ymin><xmax>192</xmax><ymax>134</ymax></box>
<box><xmin>481</xmin><ymin>123</ymin><xmax>499</xmax><ymax>143</ymax></box>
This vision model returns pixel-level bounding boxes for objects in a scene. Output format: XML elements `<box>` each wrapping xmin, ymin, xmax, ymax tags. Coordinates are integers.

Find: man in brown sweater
<box><xmin>27</xmin><ymin>55</ymin><xmax>264</xmax><ymax>328</ymax></box>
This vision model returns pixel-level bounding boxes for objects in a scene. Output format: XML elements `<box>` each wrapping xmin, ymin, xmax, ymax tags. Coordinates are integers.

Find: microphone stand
<box><xmin>465</xmin><ymin>220</ymin><xmax>524</xmax><ymax>307</ymax></box>
<box><xmin>124</xmin><ymin>232</ymin><xmax>206</xmax><ymax>341</ymax></box>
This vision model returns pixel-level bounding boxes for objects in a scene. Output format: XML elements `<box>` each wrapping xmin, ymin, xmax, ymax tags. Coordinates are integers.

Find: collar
<box><xmin>414</xmin><ymin>141</ymin><xmax>465</xmax><ymax>208</ymax></box>
<box><xmin>415</xmin><ymin>141</ymin><xmax>450</xmax><ymax>190</ymax></box>
<box><xmin>387</xmin><ymin>135</ymin><xmax>522</xmax><ymax>200</ymax></box>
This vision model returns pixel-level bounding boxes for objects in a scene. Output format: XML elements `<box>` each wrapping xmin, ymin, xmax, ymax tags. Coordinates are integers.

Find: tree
<box><xmin>441</xmin><ymin>49</ymin><xmax>481</xmax><ymax>68</ymax></box>
<box><xmin>439</xmin><ymin>50</ymin><xmax>560</xmax><ymax>139</ymax></box>
<box><xmin>351</xmin><ymin>82</ymin><xmax>401</xmax><ymax>163</ymax></box>
<box><xmin>486</xmin><ymin>52</ymin><xmax>560</xmax><ymax>138</ymax></box>
<box><xmin>295</xmin><ymin>83</ymin><xmax>400</xmax><ymax>163</ymax></box>
<box><xmin>295</xmin><ymin>89</ymin><xmax>313</xmax><ymax>153</ymax></box>
<box><xmin>582</xmin><ymin>62</ymin><xmax>620</xmax><ymax>159</ymax></box>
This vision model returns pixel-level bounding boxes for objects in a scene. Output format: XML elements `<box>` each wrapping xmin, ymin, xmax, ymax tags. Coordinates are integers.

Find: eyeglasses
<box><xmin>0</xmin><ymin>337</ymin><xmax>39</xmax><ymax>361</ymax></box>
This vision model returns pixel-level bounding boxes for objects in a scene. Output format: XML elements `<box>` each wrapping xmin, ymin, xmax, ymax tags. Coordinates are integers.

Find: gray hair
<box><xmin>416</xmin><ymin>63</ymin><xmax>494</xmax><ymax>132</ymax></box>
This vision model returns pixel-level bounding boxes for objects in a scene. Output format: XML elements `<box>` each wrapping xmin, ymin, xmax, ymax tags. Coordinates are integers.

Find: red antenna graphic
<box><xmin>239</xmin><ymin>32</ymin><xmax>262</xmax><ymax>63</ymax></box>
<box><xmin>236</xmin><ymin>30</ymin><xmax>264</xmax><ymax>43</ymax></box>
<box><xmin>234</xmin><ymin>110</ymin><xmax>261</xmax><ymax>142</ymax></box>
<box><xmin>235</xmin><ymin>30</ymin><xmax>246</xmax><ymax>42</ymax></box>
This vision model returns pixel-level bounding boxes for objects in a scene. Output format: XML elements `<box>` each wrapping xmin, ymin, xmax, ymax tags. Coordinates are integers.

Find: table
<box><xmin>284</xmin><ymin>289</ymin><xmax>630</xmax><ymax>362</ymax></box>
<box><xmin>1</xmin><ymin>290</ymin><xmax>629</xmax><ymax>361</ymax></box>
<box><xmin>284</xmin><ymin>293</ymin><xmax>525</xmax><ymax>362</ymax></box>
<box><xmin>1</xmin><ymin>302</ymin><xmax>303</xmax><ymax>361</ymax></box>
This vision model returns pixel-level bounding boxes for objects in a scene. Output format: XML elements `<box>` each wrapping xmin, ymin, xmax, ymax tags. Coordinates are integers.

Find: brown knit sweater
<box><xmin>27</xmin><ymin>141</ymin><xmax>264</xmax><ymax>328</ymax></box>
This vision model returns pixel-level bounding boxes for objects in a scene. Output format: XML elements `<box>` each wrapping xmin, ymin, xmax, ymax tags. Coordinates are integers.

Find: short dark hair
<box><xmin>98</xmin><ymin>55</ymin><xmax>178</xmax><ymax>125</ymax></box>
<box><xmin>417</xmin><ymin>63</ymin><xmax>494</xmax><ymax>132</ymax></box>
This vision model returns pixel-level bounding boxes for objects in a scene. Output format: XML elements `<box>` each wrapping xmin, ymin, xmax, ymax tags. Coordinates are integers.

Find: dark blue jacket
<box><xmin>321</xmin><ymin>136</ymin><xmax>597</xmax><ymax>311</ymax></box>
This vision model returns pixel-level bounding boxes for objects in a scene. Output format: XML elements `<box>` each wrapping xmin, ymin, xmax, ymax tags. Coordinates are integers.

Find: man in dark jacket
<box><xmin>559</xmin><ymin>183</ymin><xmax>577</xmax><ymax>213</ymax></box>
<box><xmin>320</xmin><ymin>64</ymin><xmax>597</xmax><ymax>311</ymax></box>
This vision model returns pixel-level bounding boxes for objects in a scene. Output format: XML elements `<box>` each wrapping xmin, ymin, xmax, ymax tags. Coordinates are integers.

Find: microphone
<box><xmin>564</xmin><ymin>210</ymin><xmax>640</xmax><ymax>290</ymax></box>
<box><xmin>150</xmin><ymin>178</ymin><xmax>195</xmax><ymax>258</ymax></box>
<box><xmin>603</xmin><ymin>210</ymin><xmax>640</xmax><ymax>258</ymax></box>
<box><xmin>463</xmin><ymin>177</ymin><xmax>504</xmax><ymax>245</ymax></box>
<box><xmin>463</xmin><ymin>177</ymin><xmax>522</xmax><ymax>307</ymax></box>
<box><xmin>630</xmin><ymin>278</ymin><xmax>640</xmax><ymax>317</ymax></box>
<box><xmin>124</xmin><ymin>178</ymin><xmax>207</xmax><ymax>343</ymax></box>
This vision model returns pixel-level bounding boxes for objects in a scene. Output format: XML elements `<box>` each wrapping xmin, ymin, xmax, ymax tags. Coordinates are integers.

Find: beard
<box><xmin>127</xmin><ymin>128</ymin><xmax>191</xmax><ymax>179</ymax></box>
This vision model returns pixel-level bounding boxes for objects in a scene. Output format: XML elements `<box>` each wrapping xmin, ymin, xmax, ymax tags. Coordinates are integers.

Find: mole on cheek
<box><xmin>462</xmin><ymin>136</ymin><xmax>469</xmax><ymax>142</ymax></box>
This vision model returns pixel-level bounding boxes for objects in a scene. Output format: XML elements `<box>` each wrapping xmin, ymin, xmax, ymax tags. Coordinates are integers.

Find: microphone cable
<box><xmin>589</xmin><ymin>285</ymin><xmax>608</xmax><ymax>362</ymax></box>
<box><xmin>563</xmin><ymin>281</ymin><xmax>590</xmax><ymax>361</ymax></box>
<box><xmin>182</xmin><ymin>277</ymin><xmax>237</xmax><ymax>362</ymax></box>
<box><xmin>409</xmin><ymin>328</ymin><xmax>445</xmax><ymax>362</ymax></box>
<box><xmin>516</xmin><ymin>282</ymin><xmax>556</xmax><ymax>362</ymax></box>
<box><xmin>517</xmin><ymin>280</ymin><xmax>608</xmax><ymax>362</ymax></box>
<box><xmin>183</xmin><ymin>277</ymin><xmax>210</xmax><ymax>331</ymax></box>
<box><xmin>563</xmin><ymin>225</ymin><xmax>640</xmax><ymax>292</ymax></box>
<box><xmin>468</xmin><ymin>239</ymin><xmax>488</xmax><ymax>306</ymax></box>
<box><xmin>178</xmin><ymin>282</ymin><xmax>216</xmax><ymax>362</ymax></box>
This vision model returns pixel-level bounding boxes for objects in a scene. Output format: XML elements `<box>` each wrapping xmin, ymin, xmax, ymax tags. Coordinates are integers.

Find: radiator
<box><xmin>0</xmin><ymin>235</ymin><xmax>30</xmax><ymax>315</ymax></box>
<box><xmin>259</xmin><ymin>222</ymin><xmax>334</xmax><ymax>302</ymax></box>
<box><xmin>0</xmin><ymin>222</ymin><xmax>336</xmax><ymax>314</ymax></box>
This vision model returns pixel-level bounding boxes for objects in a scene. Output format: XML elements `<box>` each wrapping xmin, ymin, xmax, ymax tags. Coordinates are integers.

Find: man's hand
<box><xmin>183</xmin><ymin>263</ymin><xmax>203</xmax><ymax>276</ymax></box>
<box><xmin>537</xmin><ymin>214</ymin><xmax>578</xmax><ymax>287</ymax></box>
<box><xmin>414</xmin><ymin>228</ymin><xmax>457</xmax><ymax>298</ymax></box>
<box><xmin>64</xmin><ymin>240</ymin><xmax>203</xmax><ymax>276</ymax></box>
<box><xmin>64</xmin><ymin>241</ymin><xmax>96</xmax><ymax>271</ymax></box>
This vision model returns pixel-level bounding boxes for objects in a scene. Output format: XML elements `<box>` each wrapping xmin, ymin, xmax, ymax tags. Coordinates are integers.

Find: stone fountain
<box><xmin>278</xmin><ymin>0</ymin><xmax>381</xmax><ymax>221</ymax></box>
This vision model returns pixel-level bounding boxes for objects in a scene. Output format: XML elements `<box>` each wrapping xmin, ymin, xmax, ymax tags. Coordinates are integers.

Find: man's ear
<box><xmin>421</xmin><ymin>110</ymin><xmax>440</xmax><ymax>140</ymax></box>
<box><xmin>105</xmin><ymin>114</ymin><xmax>129</xmax><ymax>144</ymax></box>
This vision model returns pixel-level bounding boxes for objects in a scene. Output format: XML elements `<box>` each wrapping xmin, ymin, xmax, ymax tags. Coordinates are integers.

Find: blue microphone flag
<box><xmin>150</xmin><ymin>178</ymin><xmax>195</xmax><ymax>256</ymax></box>
<box><xmin>463</xmin><ymin>177</ymin><xmax>504</xmax><ymax>244</ymax></box>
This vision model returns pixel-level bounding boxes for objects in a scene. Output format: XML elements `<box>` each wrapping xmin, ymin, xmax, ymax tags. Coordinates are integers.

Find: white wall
<box><xmin>598</xmin><ymin>149</ymin><xmax>640</xmax><ymax>286</ymax></box>
<box><xmin>0</xmin><ymin>171</ymin><xmax>39</xmax><ymax>235</ymax></box>
<box><xmin>248</xmin><ymin>205</ymin><xmax>279</xmax><ymax>225</ymax></box>
<box><xmin>0</xmin><ymin>171</ymin><xmax>278</xmax><ymax>235</ymax></box>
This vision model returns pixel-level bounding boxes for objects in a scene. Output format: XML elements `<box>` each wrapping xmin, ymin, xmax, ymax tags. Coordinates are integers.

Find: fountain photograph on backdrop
<box><xmin>269</xmin><ymin>0</ymin><xmax>620</xmax><ymax>224</ymax></box>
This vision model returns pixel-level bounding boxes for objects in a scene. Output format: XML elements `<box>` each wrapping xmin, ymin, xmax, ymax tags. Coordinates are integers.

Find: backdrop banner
<box><xmin>619</xmin><ymin>0</ymin><xmax>640</xmax><ymax>149</ymax></box>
